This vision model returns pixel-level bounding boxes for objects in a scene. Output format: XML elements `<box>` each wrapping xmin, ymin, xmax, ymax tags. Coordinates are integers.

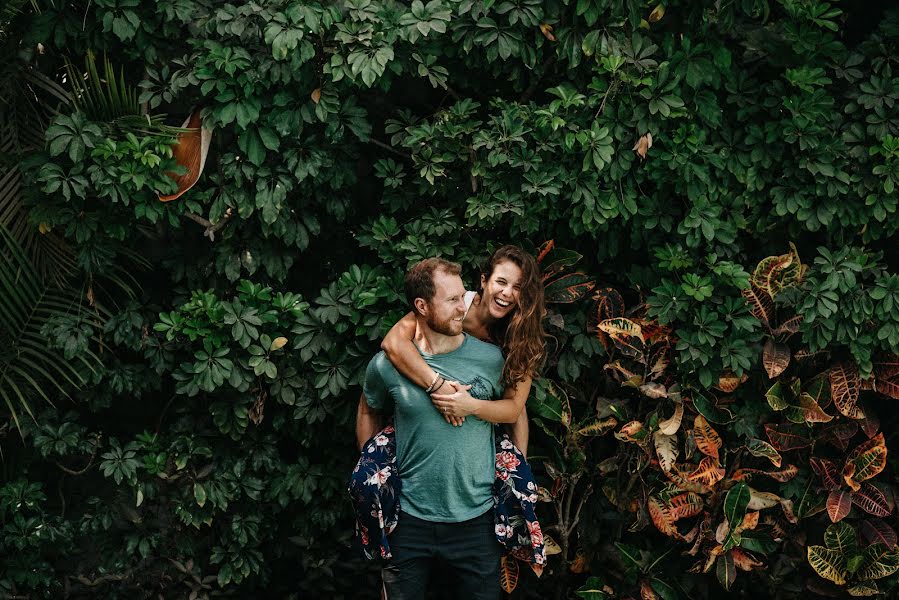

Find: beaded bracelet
<box><xmin>425</xmin><ymin>373</ymin><xmax>442</xmax><ymax>393</ymax></box>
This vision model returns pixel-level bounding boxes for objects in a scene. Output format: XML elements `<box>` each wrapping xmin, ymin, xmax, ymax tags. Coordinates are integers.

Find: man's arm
<box><xmin>356</xmin><ymin>393</ymin><xmax>384</xmax><ymax>451</ymax></box>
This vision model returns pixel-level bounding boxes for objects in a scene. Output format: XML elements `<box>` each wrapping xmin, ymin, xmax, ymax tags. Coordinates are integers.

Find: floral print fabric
<box><xmin>348</xmin><ymin>422</ymin><xmax>545</xmax><ymax>575</ymax></box>
<box><xmin>348</xmin><ymin>424</ymin><xmax>400</xmax><ymax>560</ymax></box>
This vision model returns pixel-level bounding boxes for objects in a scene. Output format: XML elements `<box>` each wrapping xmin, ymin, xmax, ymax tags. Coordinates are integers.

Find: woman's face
<box><xmin>480</xmin><ymin>259</ymin><xmax>523</xmax><ymax>320</ymax></box>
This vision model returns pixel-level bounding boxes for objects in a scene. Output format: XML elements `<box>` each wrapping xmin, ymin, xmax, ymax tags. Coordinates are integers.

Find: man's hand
<box><xmin>431</xmin><ymin>382</ymin><xmax>477</xmax><ymax>424</ymax></box>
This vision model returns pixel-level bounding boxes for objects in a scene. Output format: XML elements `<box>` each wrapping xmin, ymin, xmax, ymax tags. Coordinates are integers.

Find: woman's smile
<box><xmin>481</xmin><ymin>259</ymin><xmax>523</xmax><ymax>319</ymax></box>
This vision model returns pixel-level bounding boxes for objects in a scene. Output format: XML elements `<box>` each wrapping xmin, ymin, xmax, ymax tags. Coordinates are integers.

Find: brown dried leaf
<box><xmin>665</xmin><ymin>465</ymin><xmax>713</xmax><ymax>494</ymax></box>
<box><xmin>657</xmin><ymin>401</ymin><xmax>683</xmax><ymax>435</ymax></box>
<box><xmin>731</xmin><ymin>548</ymin><xmax>763</xmax><ymax>572</ymax></box>
<box><xmin>648</xmin><ymin>496</ymin><xmax>693</xmax><ymax>541</ymax></box>
<box><xmin>715</xmin><ymin>370</ymin><xmax>747</xmax><ymax>393</ymax></box>
<box><xmin>797</xmin><ymin>392</ymin><xmax>833</xmax><ymax>423</ymax></box>
<box><xmin>731</xmin><ymin>465</ymin><xmax>799</xmax><ymax>483</ymax></box>
<box><xmin>763</xmin><ymin>339</ymin><xmax>791</xmax><ymax>379</ymax></box>
<box><xmin>688</xmin><ymin>456</ymin><xmax>725</xmax><ymax>486</ymax></box>
<box><xmin>310</xmin><ymin>88</ymin><xmax>322</xmax><ymax>104</ymax></box>
<box><xmin>640</xmin><ymin>382</ymin><xmax>668</xmax><ymax>399</ymax></box>
<box><xmin>158</xmin><ymin>110</ymin><xmax>213</xmax><ymax>202</ymax></box>
<box><xmin>742</xmin><ymin>283</ymin><xmax>774</xmax><ymax>328</ymax></box>
<box><xmin>773</xmin><ymin>314</ymin><xmax>803</xmax><ymax>336</ymax></box>
<box><xmin>654</xmin><ymin>431</ymin><xmax>679</xmax><ymax>472</ymax></box>
<box><xmin>747</xmin><ymin>489</ymin><xmax>780</xmax><ymax>510</ymax></box>
<box><xmin>616</xmin><ymin>420</ymin><xmax>649</xmax><ymax>445</ymax></box>
<box><xmin>739</xmin><ymin>511</ymin><xmax>760</xmax><ymax>532</ymax></box>
<box><xmin>830</xmin><ymin>362</ymin><xmax>864</xmax><ymax>419</ymax></box>
<box><xmin>693</xmin><ymin>415</ymin><xmax>722</xmax><ymax>460</ymax></box>
<box><xmin>640</xmin><ymin>579</ymin><xmax>659</xmax><ymax>600</ymax></box>
<box><xmin>500</xmin><ymin>555</ymin><xmax>519</xmax><ymax>593</ymax></box>
<box><xmin>539</xmin><ymin>22</ymin><xmax>556</xmax><ymax>42</ymax></box>
<box><xmin>570</xmin><ymin>549</ymin><xmax>589</xmax><ymax>574</ymax></box>
<box><xmin>668</xmin><ymin>492</ymin><xmax>704</xmax><ymax>521</ymax></box>
<box><xmin>632</xmin><ymin>132</ymin><xmax>653</xmax><ymax>159</ymax></box>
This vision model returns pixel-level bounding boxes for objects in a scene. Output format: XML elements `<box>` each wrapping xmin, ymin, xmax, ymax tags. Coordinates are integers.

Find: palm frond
<box><xmin>0</xmin><ymin>101</ymin><xmax>77</xmax><ymax>286</ymax></box>
<box><xmin>0</xmin><ymin>225</ymin><xmax>102</xmax><ymax>430</ymax></box>
<box><xmin>65</xmin><ymin>50</ymin><xmax>189</xmax><ymax>138</ymax></box>
<box><xmin>66</xmin><ymin>49</ymin><xmax>140</xmax><ymax>120</ymax></box>
<box><xmin>0</xmin><ymin>0</ymin><xmax>30</xmax><ymax>41</ymax></box>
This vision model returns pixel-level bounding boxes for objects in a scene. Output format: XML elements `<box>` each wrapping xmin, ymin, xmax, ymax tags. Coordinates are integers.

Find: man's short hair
<box><xmin>404</xmin><ymin>258</ymin><xmax>462</xmax><ymax>314</ymax></box>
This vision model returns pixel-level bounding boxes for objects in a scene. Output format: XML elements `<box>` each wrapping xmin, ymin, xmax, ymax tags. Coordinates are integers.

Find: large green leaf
<box><xmin>724</xmin><ymin>482</ymin><xmax>751</xmax><ymax>530</ymax></box>
<box><xmin>716</xmin><ymin>552</ymin><xmax>736</xmax><ymax>590</ymax></box>
<box><xmin>543</xmin><ymin>271</ymin><xmax>595</xmax><ymax>304</ymax></box>
<box><xmin>824</xmin><ymin>521</ymin><xmax>858</xmax><ymax>554</ymax></box>
<box><xmin>692</xmin><ymin>392</ymin><xmax>735</xmax><ymax>424</ymax></box>
<box><xmin>575</xmin><ymin>576</ymin><xmax>608</xmax><ymax>599</ymax></box>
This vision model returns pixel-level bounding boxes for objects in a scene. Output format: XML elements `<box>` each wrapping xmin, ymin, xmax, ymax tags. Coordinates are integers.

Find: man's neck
<box><xmin>414</xmin><ymin>319</ymin><xmax>464</xmax><ymax>355</ymax></box>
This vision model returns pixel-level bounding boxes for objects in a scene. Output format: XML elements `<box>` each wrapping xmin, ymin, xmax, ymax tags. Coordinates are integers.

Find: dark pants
<box><xmin>382</xmin><ymin>510</ymin><xmax>501</xmax><ymax>600</ymax></box>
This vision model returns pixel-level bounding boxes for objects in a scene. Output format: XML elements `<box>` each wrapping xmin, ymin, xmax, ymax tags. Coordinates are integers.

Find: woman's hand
<box><xmin>431</xmin><ymin>382</ymin><xmax>476</xmax><ymax>425</ymax></box>
<box><xmin>432</xmin><ymin>380</ymin><xmax>465</xmax><ymax>426</ymax></box>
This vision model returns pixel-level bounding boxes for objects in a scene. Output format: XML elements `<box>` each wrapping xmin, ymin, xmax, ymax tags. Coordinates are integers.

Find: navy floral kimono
<box><xmin>348</xmin><ymin>422</ymin><xmax>546</xmax><ymax>575</ymax></box>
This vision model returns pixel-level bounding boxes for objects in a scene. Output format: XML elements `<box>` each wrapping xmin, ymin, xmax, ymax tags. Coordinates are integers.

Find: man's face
<box><xmin>423</xmin><ymin>269</ymin><xmax>467</xmax><ymax>336</ymax></box>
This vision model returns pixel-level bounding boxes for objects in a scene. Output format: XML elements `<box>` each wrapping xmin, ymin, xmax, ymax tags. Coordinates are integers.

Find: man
<box><xmin>355</xmin><ymin>258</ymin><xmax>504</xmax><ymax>600</ymax></box>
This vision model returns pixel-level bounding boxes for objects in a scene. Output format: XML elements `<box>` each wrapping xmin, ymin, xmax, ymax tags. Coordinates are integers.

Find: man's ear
<box><xmin>413</xmin><ymin>297</ymin><xmax>429</xmax><ymax>316</ymax></box>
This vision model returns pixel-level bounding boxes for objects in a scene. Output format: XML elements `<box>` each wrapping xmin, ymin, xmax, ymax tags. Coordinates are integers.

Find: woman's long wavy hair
<box><xmin>477</xmin><ymin>245</ymin><xmax>546</xmax><ymax>387</ymax></box>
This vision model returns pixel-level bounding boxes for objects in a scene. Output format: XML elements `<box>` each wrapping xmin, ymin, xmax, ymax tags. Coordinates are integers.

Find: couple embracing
<box><xmin>350</xmin><ymin>245</ymin><xmax>547</xmax><ymax>600</ymax></box>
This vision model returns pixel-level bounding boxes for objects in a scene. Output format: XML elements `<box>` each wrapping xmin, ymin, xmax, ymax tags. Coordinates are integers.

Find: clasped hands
<box><xmin>430</xmin><ymin>380</ymin><xmax>475</xmax><ymax>427</ymax></box>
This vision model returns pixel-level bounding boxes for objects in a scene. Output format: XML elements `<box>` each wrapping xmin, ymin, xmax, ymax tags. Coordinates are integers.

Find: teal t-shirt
<box><xmin>363</xmin><ymin>334</ymin><xmax>504</xmax><ymax>523</ymax></box>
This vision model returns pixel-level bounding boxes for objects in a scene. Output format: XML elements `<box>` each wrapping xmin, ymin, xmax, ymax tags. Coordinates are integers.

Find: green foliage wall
<box><xmin>2</xmin><ymin>0</ymin><xmax>899</xmax><ymax>598</ymax></box>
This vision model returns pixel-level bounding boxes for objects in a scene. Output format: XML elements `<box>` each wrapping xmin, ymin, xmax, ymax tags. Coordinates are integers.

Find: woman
<box><xmin>381</xmin><ymin>244</ymin><xmax>546</xmax><ymax>455</ymax></box>
<box><xmin>349</xmin><ymin>245</ymin><xmax>547</xmax><ymax>573</ymax></box>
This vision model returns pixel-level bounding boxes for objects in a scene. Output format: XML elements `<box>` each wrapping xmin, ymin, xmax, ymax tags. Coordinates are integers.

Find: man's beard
<box><xmin>427</xmin><ymin>314</ymin><xmax>463</xmax><ymax>336</ymax></box>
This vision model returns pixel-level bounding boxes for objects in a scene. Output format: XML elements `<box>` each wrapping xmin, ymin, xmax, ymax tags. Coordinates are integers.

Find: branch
<box><xmin>563</xmin><ymin>472</ymin><xmax>580</xmax><ymax>528</ymax></box>
<box><xmin>155</xmin><ymin>394</ymin><xmax>178</xmax><ymax>435</ymax></box>
<box><xmin>73</xmin><ymin>572</ymin><xmax>131</xmax><ymax>587</ymax></box>
<box><xmin>468</xmin><ymin>147</ymin><xmax>478</xmax><ymax>193</ymax></box>
<box><xmin>54</xmin><ymin>434</ymin><xmax>101</xmax><ymax>476</ymax></box>
<box><xmin>369</xmin><ymin>138</ymin><xmax>410</xmax><ymax>159</ymax></box>
<box><xmin>570</xmin><ymin>484</ymin><xmax>594</xmax><ymax>534</ymax></box>
<box><xmin>183</xmin><ymin>207</ymin><xmax>233</xmax><ymax>241</ymax></box>
<box><xmin>595</xmin><ymin>78</ymin><xmax>620</xmax><ymax>119</ymax></box>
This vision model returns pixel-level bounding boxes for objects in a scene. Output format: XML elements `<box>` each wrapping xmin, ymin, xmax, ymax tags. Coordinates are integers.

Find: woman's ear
<box><xmin>480</xmin><ymin>273</ymin><xmax>487</xmax><ymax>288</ymax></box>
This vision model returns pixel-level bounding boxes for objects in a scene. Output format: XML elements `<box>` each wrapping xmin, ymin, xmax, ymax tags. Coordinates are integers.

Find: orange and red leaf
<box><xmin>693</xmin><ymin>415</ymin><xmax>722</xmax><ymax>460</ymax></box>
<box><xmin>826</xmin><ymin>490</ymin><xmax>852</xmax><ymax>523</ymax></box>
<box><xmin>830</xmin><ymin>363</ymin><xmax>863</xmax><ymax>419</ymax></box>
